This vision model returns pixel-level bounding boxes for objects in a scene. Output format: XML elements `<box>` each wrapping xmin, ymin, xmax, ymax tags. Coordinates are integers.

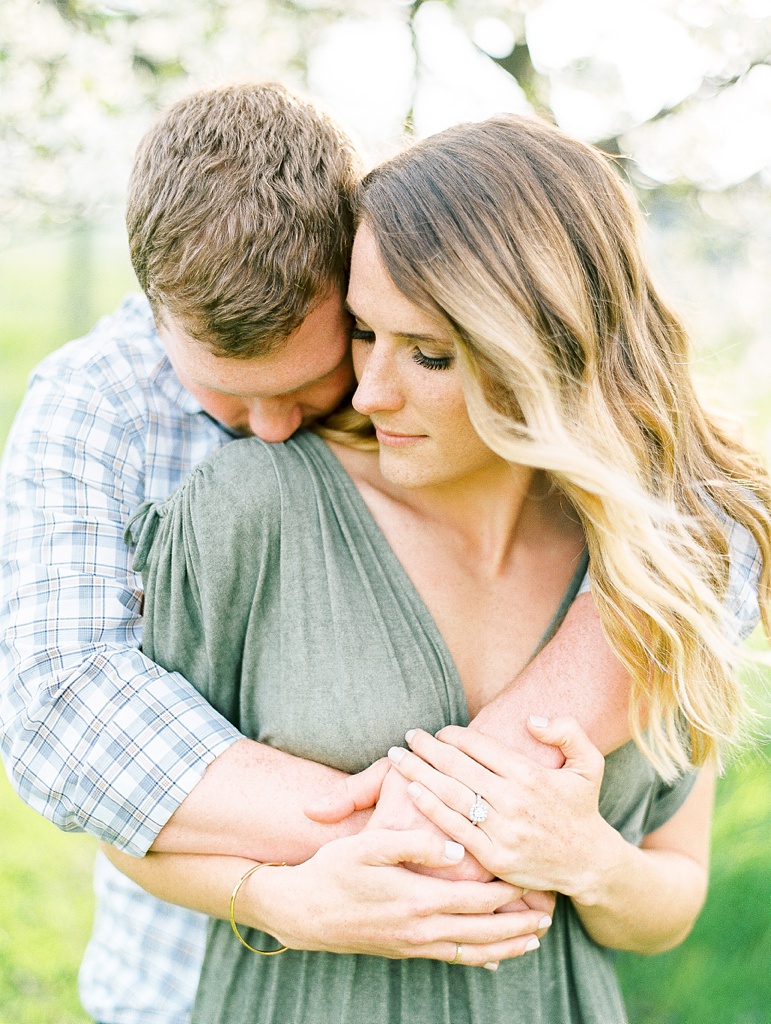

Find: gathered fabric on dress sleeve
<box><xmin>126</xmin><ymin>439</ymin><xmax>282</xmax><ymax>729</ymax></box>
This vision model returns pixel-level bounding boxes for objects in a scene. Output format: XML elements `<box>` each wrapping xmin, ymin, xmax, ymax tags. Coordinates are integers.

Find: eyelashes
<box><xmin>351</xmin><ymin>328</ymin><xmax>454</xmax><ymax>371</ymax></box>
<box><xmin>412</xmin><ymin>350</ymin><xmax>454</xmax><ymax>371</ymax></box>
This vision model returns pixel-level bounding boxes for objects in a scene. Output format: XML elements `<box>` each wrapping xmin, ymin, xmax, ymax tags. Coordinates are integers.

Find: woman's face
<box><xmin>347</xmin><ymin>223</ymin><xmax>506</xmax><ymax>492</ymax></box>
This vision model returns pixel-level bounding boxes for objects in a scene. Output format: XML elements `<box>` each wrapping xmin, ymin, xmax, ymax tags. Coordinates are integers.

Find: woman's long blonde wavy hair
<box><xmin>321</xmin><ymin>113</ymin><xmax>771</xmax><ymax>780</ymax></box>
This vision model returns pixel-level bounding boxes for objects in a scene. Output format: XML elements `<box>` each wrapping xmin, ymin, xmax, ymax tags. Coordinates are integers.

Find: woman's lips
<box><xmin>374</xmin><ymin>427</ymin><xmax>427</xmax><ymax>448</ymax></box>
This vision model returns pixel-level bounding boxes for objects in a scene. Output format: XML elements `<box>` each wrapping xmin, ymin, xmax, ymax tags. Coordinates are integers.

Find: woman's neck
<box><xmin>331</xmin><ymin>442</ymin><xmax>550</xmax><ymax>578</ymax></box>
<box><xmin>326</xmin><ymin>437</ymin><xmax>586</xmax><ymax>712</ymax></box>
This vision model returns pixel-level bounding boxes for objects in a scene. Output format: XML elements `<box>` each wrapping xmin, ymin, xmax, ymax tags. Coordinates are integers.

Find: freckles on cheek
<box><xmin>443</xmin><ymin>395</ymin><xmax>482</xmax><ymax>446</ymax></box>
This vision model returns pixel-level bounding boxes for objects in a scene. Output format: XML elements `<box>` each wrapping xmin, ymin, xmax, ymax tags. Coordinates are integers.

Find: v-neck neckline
<box><xmin>303</xmin><ymin>432</ymin><xmax>589</xmax><ymax>720</ymax></box>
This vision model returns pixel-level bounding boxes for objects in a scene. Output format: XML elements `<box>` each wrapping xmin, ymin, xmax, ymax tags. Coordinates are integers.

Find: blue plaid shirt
<box><xmin>0</xmin><ymin>294</ymin><xmax>763</xmax><ymax>1024</ymax></box>
<box><xmin>0</xmin><ymin>295</ymin><xmax>241</xmax><ymax>1024</ymax></box>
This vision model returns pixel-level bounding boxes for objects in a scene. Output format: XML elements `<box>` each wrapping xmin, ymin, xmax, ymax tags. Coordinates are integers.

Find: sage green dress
<box><xmin>128</xmin><ymin>431</ymin><xmax>696</xmax><ymax>1024</ymax></box>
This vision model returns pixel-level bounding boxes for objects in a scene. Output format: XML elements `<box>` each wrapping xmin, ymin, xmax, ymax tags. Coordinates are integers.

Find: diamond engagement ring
<box><xmin>468</xmin><ymin>794</ymin><xmax>489</xmax><ymax>825</ymax></box>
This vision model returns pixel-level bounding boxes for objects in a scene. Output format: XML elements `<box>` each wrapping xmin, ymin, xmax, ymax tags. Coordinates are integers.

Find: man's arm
<box><xmin>0</xmin><ymin>365</ymin><xmax>235</xmax><ymax>854</ymax></box>
<box><xmin>469</xmin><ymin>592</ymin><xmax>632</xmax><ymax>764</ymax></box>
<box><xmin>154</xmin><ymin>591</ymin><xmax>631</xmax><ymax>856</ymax></box>
<box><xmin>0</xmin><ymin>355</ymin><xmax>368</xmax><ymax>861</ymax></box>
<box><xmin>150</xmin><ymin>736</ymin><xmax>374</xmax><ymax>859</ymax></box>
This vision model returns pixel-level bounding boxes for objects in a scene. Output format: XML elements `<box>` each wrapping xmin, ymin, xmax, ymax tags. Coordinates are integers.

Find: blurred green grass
<box><xmin>0</xmin><ymin>226</ymin><xmax>138</xmax><ymax>441</ymax></box>
<box><xmin>0</xmin><ymin>773</ymin><xmax>95</xmax><ymax>1024</ymax></box>
<box><xmin>0</xmin><ymin>229</ymin><xmax>769</xmax><ymax>1023</ymax></box>
<box><xmin>617</xmin><ymin>739</ymin><xmax>771</xmax><ymax>1024</ymax></box>
<box><xmin>0</xmin><ymin>228</ymin><xmax>134</xmax><ymax>1023</ymax></box>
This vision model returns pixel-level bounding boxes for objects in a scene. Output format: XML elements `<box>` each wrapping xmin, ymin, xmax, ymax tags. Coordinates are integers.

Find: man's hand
<box><xmin>369</xmin><ymin>767</ymin><xmax>493</xmax><ymax>881</ymax></box>
<box><xmin>251</xmin><ymin>829</ymin><xmax>551</xmax><ymax>966</ymax></box>
<box><xmin>304</xmin><ymin>757</ymin><xmax>391</xmax><ymax>823</ymax></box>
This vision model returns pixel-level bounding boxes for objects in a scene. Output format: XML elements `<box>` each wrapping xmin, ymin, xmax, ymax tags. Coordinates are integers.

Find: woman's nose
<box><xmin>352</xmin><ymin>343</ymin><xmax>404</xmax><ymax>417</ymax></box>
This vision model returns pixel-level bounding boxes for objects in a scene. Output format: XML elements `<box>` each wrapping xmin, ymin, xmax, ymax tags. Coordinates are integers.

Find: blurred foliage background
<box><xmin>0</xmin><ymin>1</ymin><xmax>769</xmax><ymax>1021</ymax></box>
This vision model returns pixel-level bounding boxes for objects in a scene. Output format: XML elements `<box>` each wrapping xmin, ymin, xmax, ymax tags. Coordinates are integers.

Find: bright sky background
<box><xmin>3</xmin><ymin>0</ymin><xmax>769</xmax><ymax>220</ymax></box>
<box><xmin>304</xmin><ymin>0</ymin><xmax>771</xmax><ymax>187</ymax></box>
<box><xmin>2</xmin><ymin>0</ymin><xmax>769</xmax><ymax>426</ymax></box>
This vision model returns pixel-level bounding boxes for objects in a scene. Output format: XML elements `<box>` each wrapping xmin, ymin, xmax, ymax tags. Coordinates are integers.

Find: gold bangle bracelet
<box><xmin>229</xmin><ymin>861</ymin><xmax>288</xmax><ymax>956</ymax></box>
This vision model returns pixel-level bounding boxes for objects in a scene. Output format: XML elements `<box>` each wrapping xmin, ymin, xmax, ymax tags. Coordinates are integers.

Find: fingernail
<box><xmin>405</xmin><ymin>729</ymin><xmax>416</xmax><ymax>743</ymax></box>
<box><xmin>529</xmin><ymin>715</ymin><xmax>549</xmax><ymax>728</ymax></box>
<box><xmin>407</xmin><ymin>781</ymin><xmax>423</xmax><ymax>799</ymax></box>
<box><xmin>483</xmin><ymin>961</ymin><xmax>499</xmax><ymax>971</ymax></box>
<box><xmin>525</xmin><ymin>937</ymin><xmax>540</xmax><ymax>952</ymax></box>
<box><xmin>444</xmin><ymin>840</ymin><xmax>465</xmax><ymax>862</ymax></box>
<box><xmin>388</xmin><ymin>746</ymin><xmax>407</xmax><ymax>764</ymax></box>
<box><xmin>538</xmin><ymin>915</ymin><xmax>552</xmax><ymax>929</ymax></box>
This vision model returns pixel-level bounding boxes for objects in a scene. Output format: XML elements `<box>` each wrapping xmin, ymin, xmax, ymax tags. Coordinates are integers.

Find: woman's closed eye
<box><xmin>351</xmin><ymin>318</ymin><xmax>455</xmax><ymax>372</ymax></box>
<box><xmin>412</xmin><ymin>348</ymin><xmax>454</xmax><ymax>371</ymax></box>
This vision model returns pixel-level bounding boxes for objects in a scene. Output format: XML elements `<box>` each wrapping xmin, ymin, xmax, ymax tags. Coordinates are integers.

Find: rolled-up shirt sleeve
<box><xmin>721</xmin><ymin>515</ymin><xmax>762</xmax><ymax>643</ymax></box>
<box><xmin>0</xmin><ymin>361</ymin><xmax>240</xmax><ymax>857</ymax></box>
<box><xmin>575</xmin><ymin>512</ymin><xmax>762</xmax><ymax>643</ymax></box>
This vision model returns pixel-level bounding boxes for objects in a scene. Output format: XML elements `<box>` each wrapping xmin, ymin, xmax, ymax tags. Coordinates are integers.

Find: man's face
<box><xmin>157</xmin><ymin>292</ymin><xmax>355</xmax><ymax>443</ymax></box>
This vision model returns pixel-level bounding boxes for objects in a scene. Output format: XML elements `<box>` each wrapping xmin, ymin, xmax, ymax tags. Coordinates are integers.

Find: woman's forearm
<box><xmin>570</xmin><ymin>767</ymin><xmax>714</xmax><ymax>953</ymax></box>
<box><xmin>103</xmin><ymin>832</ymin><xmax>551</xmax><ymax>967</ymax></box>
<box><xmin>385</xmin><ymin>721</ymin><xmax>715</xmax><ymax>956</ymax></box>
<box><xmin>569</xmin><ymin>823</ymin><xmax>709</xmax><ymax>953</ymax></box>
<box><xmin>104</xmin><ymin>845</ymin><xmax>252</xmax><ymax>919</ymax></box>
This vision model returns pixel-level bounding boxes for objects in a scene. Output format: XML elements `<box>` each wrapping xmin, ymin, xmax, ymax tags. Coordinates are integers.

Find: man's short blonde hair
<box><xmin>126</xmin><ymin>82</ymin><xmax>360</xmax><ymax>357</ymax></box>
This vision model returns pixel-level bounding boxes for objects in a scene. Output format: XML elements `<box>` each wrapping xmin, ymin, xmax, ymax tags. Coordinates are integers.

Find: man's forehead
<box><xmin>158</xmin><ymin>294</ymin><xmax>349</xmax><ymax>399</ymax></box>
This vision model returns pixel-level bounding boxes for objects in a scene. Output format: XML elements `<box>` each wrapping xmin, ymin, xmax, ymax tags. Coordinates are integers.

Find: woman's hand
<box><xmin>381</xmin><ymin>719</ymin><xmax>716</xmax><ymax>955</ymax></box>
<box><xmin>386</xmin><ymin>716</ymin><xmax>616</xmax><ymax>901</ymax></box>
<box><xmin>309</xmin><ymin>757</ymin><xmax>557</xmax><ymax>925</ymax></box>
<box><xmin>307</xmin><ymin>759</ymin><xmax>556</xmax><ymax>931</ymax></box>
<box><xmin>368</xmin><ymin>765</ymin><xmax>495</xmax><ymax>881</ymax></box>
<box><xmin>241</xmin><ymin>828</ymin><xmax>550</xmax><ymax>968</ymax></box>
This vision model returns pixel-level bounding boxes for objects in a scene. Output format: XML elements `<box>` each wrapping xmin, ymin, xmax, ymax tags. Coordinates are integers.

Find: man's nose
<box><xmin>247</xmin><ymin>399</ymin><xmax>303</xmax><ymax>443</ymax></box>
